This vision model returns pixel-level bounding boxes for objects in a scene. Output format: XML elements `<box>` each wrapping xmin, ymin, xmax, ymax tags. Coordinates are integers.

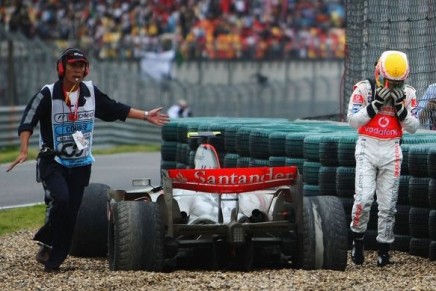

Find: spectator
<box><xmin>8</xmin><ymin>1</ymin><xmax>33</xmax><ymax>38</ymax></box>
<box><xmin>0</xmin><ymin>0</ymin><xmax>346</xmax><ymax>60</ymax></box>
<box><xmin>416</xmin><ymin>83</ymin><xmax>436</xmax><ymax>130</ymax></box>
<box><xmin>167</xmin><ymin>99</ymin><xmax>192</xmax><ymax>118</ymax></box>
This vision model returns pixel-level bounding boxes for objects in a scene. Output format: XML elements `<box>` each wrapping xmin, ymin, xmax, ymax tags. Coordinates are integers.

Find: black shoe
<box><xmin>44</xmin><ymin>266</ymin><xmax>60</xmax><ymax>273</ymax></box>
<box><xmin>351</xmin><ymin>239</ymin><xmax>364</xmax><ymax>265</ymax></box>
<box><xmin>36</xmin><ymin>245</ymin><xmax>50</xmax><ymax>265</ymax></box>
<box><xmin>377</xmin><ymin>242</ymin><xmax>392</xmax><ymax>267</ymax></box>
<box><xmin>377</xmin><ymin>254</ymin><xmax>392</xmax><ymax>267</ymax></box>
<box><xmin>377</xmin><ymin>243</ymin><xmax>392</xmax><ymax>267</ymax></box>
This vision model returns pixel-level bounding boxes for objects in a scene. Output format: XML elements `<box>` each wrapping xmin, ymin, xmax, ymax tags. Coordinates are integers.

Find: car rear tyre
<box><xmin>70</xmin><ymin>183</ymin><xmax>109</xmax><ymax>257</ymax></box>
<box><xmin>108</xmin><ymin>201</ymin><xmax>164</xmax><ymax>271</ymax></box>
<box><xmin>296</xmin><ymin>196</ymin><xmax>348</xmax><ymax>271</ymax></box>
<box><xmin>311</xmin><ymin>195</ymin><xmax>348</xmax><ymax>271</ymax></box>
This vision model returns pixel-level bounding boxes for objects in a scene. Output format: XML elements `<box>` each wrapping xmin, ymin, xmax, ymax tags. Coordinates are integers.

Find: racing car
<box><xmin>105</xmin><ymin>132</ymin><xmax>348</xmax><ymax>271</ymax></box>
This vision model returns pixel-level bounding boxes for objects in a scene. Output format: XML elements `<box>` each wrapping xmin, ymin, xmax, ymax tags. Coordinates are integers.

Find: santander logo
<box><xmin>192</xmin><ymin>167</ymin><xmax>294</xmax><ymax>184</ymax></box>
<box><xmin>167</xmin><ymin>167</ymin><xmax>298</xmax><ymax>193</ymax></box>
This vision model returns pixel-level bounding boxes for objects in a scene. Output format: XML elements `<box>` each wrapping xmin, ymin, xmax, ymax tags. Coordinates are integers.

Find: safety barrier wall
<box><xmin>1</xmin><ymin>28</ymin><xmax>345</xmax><ymax>149</ymax></box>
<box><xmin>91</xmin><ymin>60</ymin><xmax>344</xmax><ymax>120</ymax></box>
<box><xmin>1</xmin><ymin>27</ymin><xmax>344</xmax><ymax>118</ymax></box>
<box><xmin>1</xmin><ymin>57</ymin><xmax>344</xmax><ymax>118</ymax></box>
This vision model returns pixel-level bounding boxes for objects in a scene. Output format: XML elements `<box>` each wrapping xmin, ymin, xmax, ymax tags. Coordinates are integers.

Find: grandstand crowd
<box><xmin>0</xmin><ymin>0</ymin><xmax>345</xmax><ymax>60</ymax></box>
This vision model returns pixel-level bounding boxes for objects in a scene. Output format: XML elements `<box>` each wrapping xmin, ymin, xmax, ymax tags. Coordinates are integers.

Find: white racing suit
<box><xmin>347</xmin><ymin>80</ymin><xmax>419</xmax><ymax>243</ymax></box>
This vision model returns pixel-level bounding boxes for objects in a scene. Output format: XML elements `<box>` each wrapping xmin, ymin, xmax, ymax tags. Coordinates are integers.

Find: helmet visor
<box><xmin>383</xmin><ymin>79</ymin><xmax>404</xmax><ymax>89</ymax></box>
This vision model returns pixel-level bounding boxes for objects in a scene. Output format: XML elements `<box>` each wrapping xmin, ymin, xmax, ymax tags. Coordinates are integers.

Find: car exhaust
<box><xmin>250</xmin><ymin>209</ymin><xmax>267</xmax><ymax>223</ymax></box>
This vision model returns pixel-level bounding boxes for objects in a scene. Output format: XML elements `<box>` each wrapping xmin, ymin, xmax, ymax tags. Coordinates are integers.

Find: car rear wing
<box><xmin>187</xmin><ymin>131</ymin><xmax>222</xmax><ymax>138</ymax></box>
<box><xmin>161</xmin><ymin>166</ymin><xmax>300</xmax><ymax>237</ymax></box>
<box><xmin>163</xmin><ymin>166</ymin><xmax>298</xmax><ymax>194</ymax></box>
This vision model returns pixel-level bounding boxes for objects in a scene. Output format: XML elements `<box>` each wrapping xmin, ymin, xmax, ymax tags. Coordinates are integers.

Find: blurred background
<box><xmin>1</xmin><ymin>0</ymin><xmax>436</xmax><ymax>148</ymax></box>
<box><xmin>0</xmin><ymin>0</ymin><xmax>345</xmax><ymax>117</ymax></box>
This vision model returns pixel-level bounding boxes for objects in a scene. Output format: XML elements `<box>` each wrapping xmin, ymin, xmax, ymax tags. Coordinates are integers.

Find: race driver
<box><xmin>347</xmin><ymin>50</ymin><xmax>419</xmax><ymax>267</ymax></box>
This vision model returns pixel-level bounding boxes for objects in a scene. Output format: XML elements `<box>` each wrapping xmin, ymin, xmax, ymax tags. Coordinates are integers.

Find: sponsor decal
<box><xmin>352</xmin><ymin>104</ymin><xmax>361</xmax><ymax>113</ymax></box>
<box><xmin>363</xmin><ymin>126</ymin><xmax>399</xmax><ymax>136</ymax></box>
<box><xmin>352</xmin><ymin>94</ymin><xmax>364</xmax><ymax>103</ymax></box>
<box><xmin>54</xmin><ymin>123</ymin><xmax>89</xmax><ymax>134</ymax></box>
<box><xmin>170</xmin><ymin>167</ymin><xmax>295</xmax><ymax>184</ymax></box>
<box><xmin>54</xmin><ymin>110</ymin><xmax>94</xmax><ymax>123</ymax></box>
<box><xmin>411</xmin><ymin>98</ymin><xmax>417</xmax><ymax>107</ymax></box>
<box><xmin>77</xmin><ymin>111</ymin><xmax>94</xmax><ymax>119</ymax></box>
<box><xmin>59</xmin><ymin>142</ymin><xmax>84</xmax><ymax>158</ymax></box>
<box><xmin>167</xmin><ymin>167</ymin><xmax>298</xmax><ymax>193</ymax></box>
<box><xmin>54</xmin><ymin>113</ymin><xmax>67</xmax><ymax>123</ymax></box>
<box><xmin>378</xmin><ymin>116</ymin><xmax>390</xmax><ymax>128</ymax></box>
<box><xmin>394</xmin><ymin>144</ymin><xmax>401</xmax><ymax>177</ymax></box>
<box><xmin>352</xmin><ymin>203</ymin><xmax>363</xmax><ymax>227</ymax></box>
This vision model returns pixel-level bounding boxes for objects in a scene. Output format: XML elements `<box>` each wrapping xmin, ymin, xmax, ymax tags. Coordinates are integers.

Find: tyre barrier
<box><xmin>160</xmin><ymin>117</ymin><xmax>436</xmax><ymax>261</ymax></box>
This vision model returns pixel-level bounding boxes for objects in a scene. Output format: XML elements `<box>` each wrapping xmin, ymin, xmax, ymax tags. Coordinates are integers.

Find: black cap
<box><xmin>62</xmin><ymin>48</ymin><xmax>88</xmax><ymax>65</ymax></box>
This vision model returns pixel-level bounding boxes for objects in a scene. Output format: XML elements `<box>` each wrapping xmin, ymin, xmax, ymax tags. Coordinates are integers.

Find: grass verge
<box><xmin>0</xmin><ymin>144</ymin><xmax>160</xmax><ymax>164</ymax></box>
<box><xmin>0</xmin><ymin>144</ymin><xmax>161</xmax><ymax>237</ymax></box>
<box><xmin>0</xmin><ymin>204</ymin><xmax>45</xmax><ymax>236</ymax></box>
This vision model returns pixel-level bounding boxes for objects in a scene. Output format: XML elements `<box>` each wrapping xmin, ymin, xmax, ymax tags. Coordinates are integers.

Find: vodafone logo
<box><xmin>352</xmin><ymin>94</ymin><xmax>364</xmax><ymax>103</ymax></box>
<box><xmin>378</xmin><ymin>117</ymin><xmax>390</xmax><ymax>128</ymax></box>
<box><xmin>411</xmin><ymin>98</ymin><xmax>417</xmax><ymax>107</ymax></box>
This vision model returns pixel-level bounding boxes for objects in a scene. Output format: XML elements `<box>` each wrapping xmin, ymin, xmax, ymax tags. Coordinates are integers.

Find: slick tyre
<box><xmin>296</xmin><ymin>196</ymin><xmax>348</xmax><ymax>271</ymax></box>
<box><xmin>70</xmin><ymin>183</ymin><xmax>109</xmax><ymax>257</ymax></box>
<box><xmin>297</xmin><ymin>196</ymin><xmax>317</xmax><ymax>270</ymax></box>
<box><xmin>109</xmin><ymin>201</ymin><xmax>164</xmax><ymax>271</ymax></box>
<box><xmin>311</xmin><ymin>195</ymin><xmax>348</xmax><ymax>271</ymax></box>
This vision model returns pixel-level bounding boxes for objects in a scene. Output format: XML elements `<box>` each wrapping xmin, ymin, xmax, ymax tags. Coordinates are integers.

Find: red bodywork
<box><xmin>166</xmin><ymin>166</ymin><xmax>298</xmax><ymax>193</ymax></box>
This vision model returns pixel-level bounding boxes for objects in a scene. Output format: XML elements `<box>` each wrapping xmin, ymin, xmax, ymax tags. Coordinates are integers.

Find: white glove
<box><xmin>376</xmin><ymin>86</ymin><xmax>391</xmax><ymax>100</ymax></box>
<box><xmin>391</xmin><ymin>87</ymin><xmax>405</xmax><ymax>103</ymax></box>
